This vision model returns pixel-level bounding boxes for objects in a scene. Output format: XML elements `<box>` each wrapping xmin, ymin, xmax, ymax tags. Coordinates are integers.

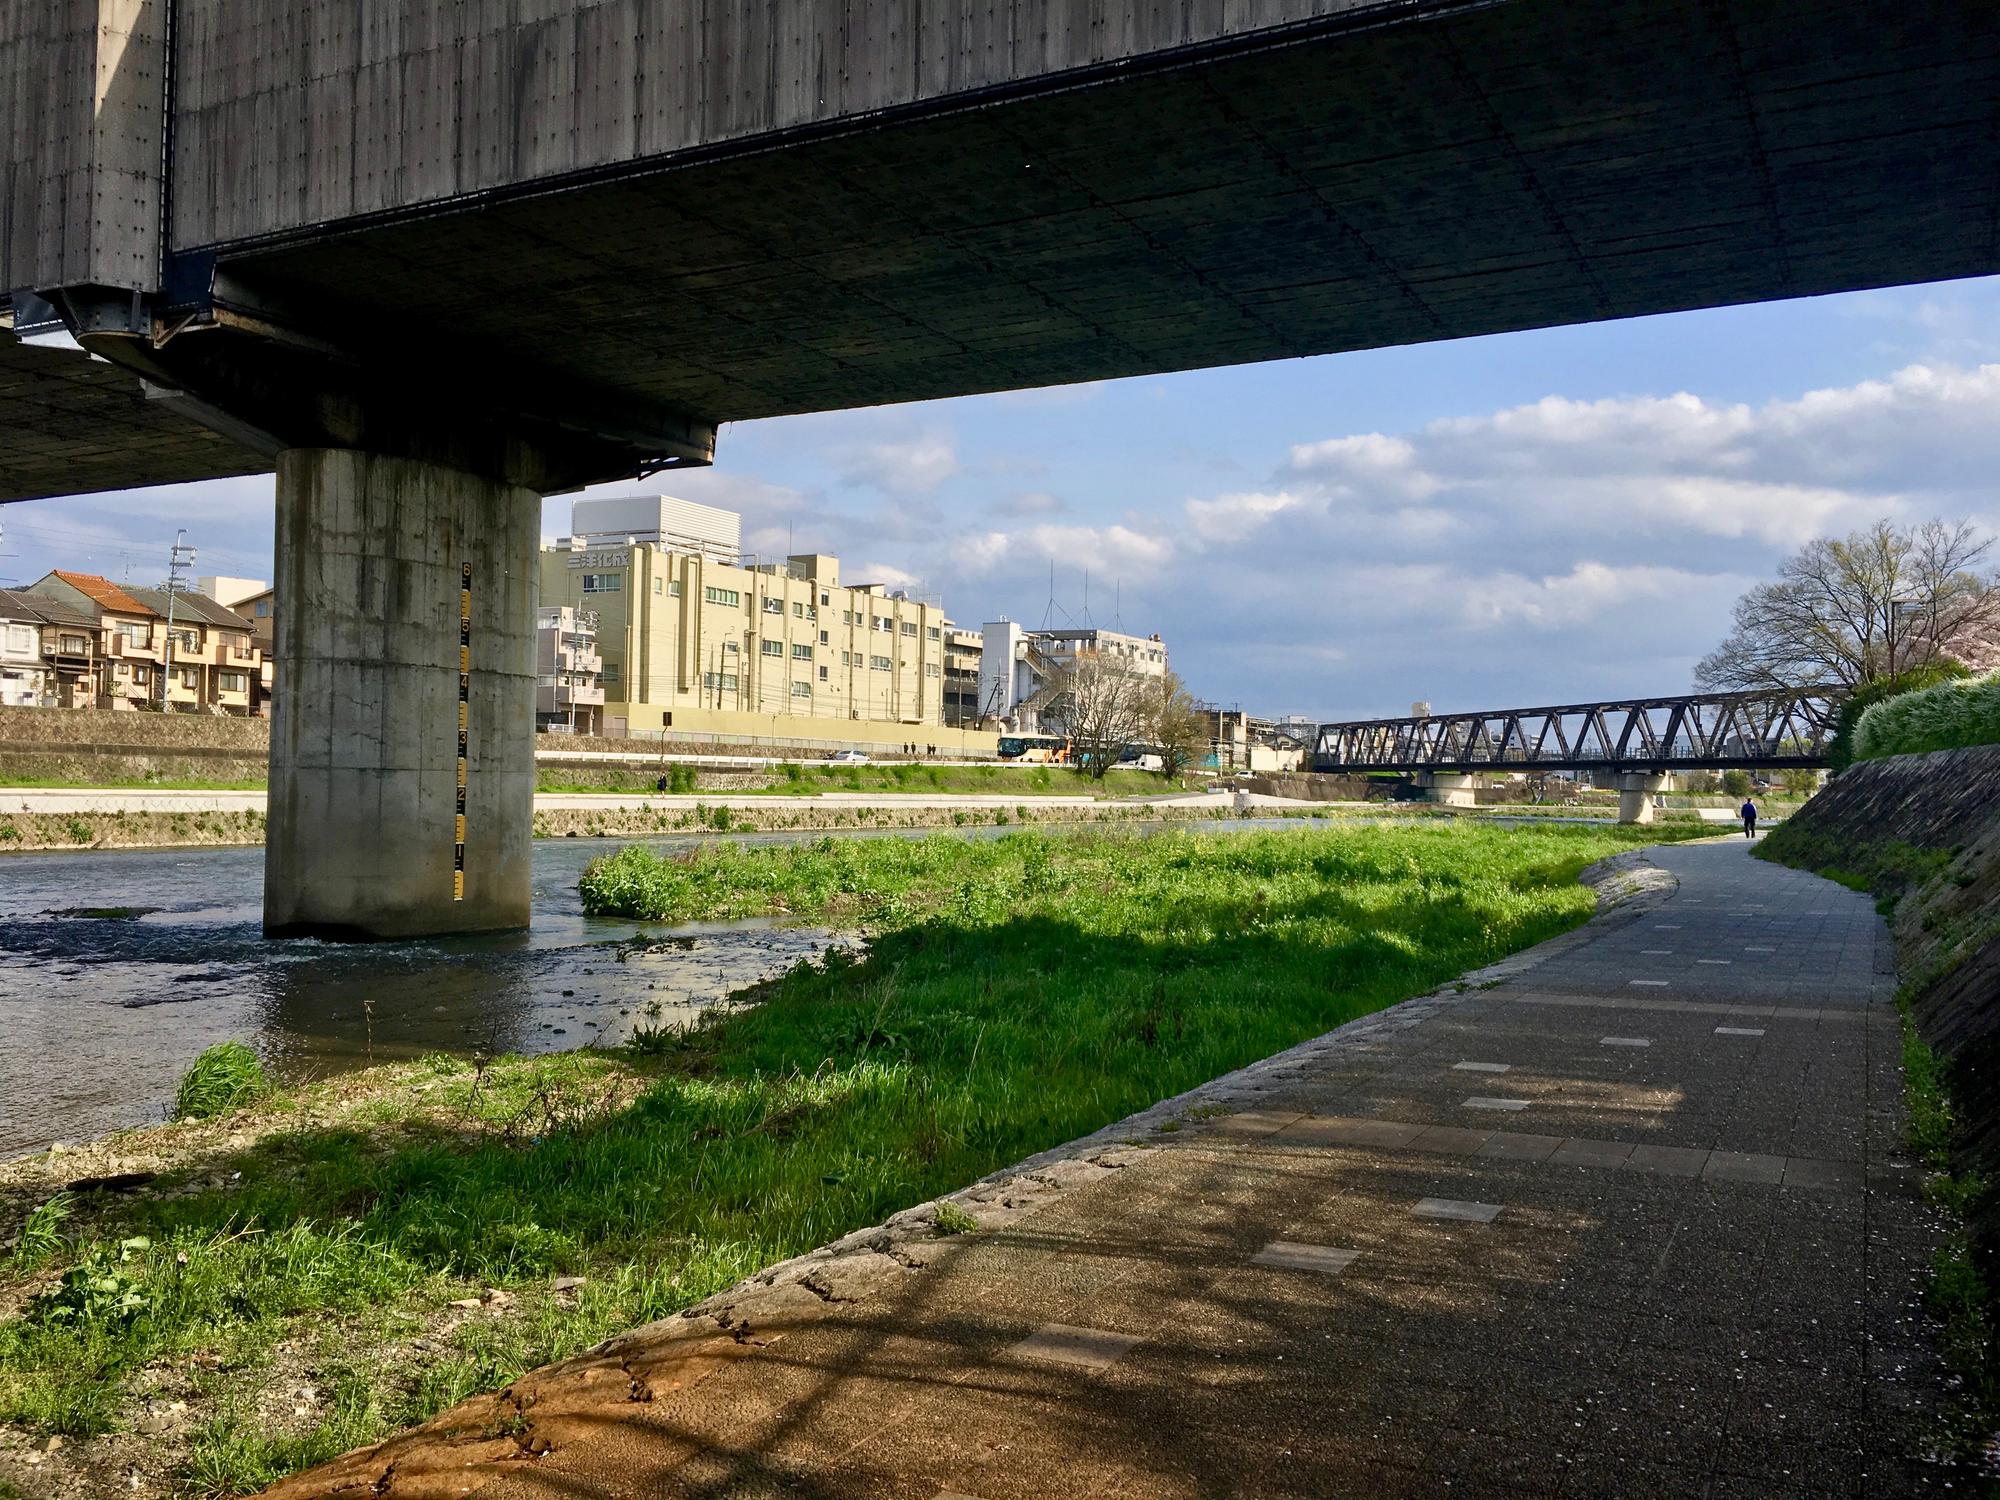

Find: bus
<box><xmin>997</xmin><ymin>733</ymin><xmax>1071</xmax><ymax>763</ymax></box>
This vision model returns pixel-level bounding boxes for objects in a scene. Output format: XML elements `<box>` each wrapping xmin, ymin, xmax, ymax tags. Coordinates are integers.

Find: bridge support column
<box><xmin>265</xmin><ymin>449</ymin><xmax>540</xmax><ymax>939</ymax></box>
<box><xmin>1423</xmin><ymin>771</ymin><xmax>1479</xmax><ymax>808</ymax></box>
<box><xmin>1617</xmin><ymin>773</ymin><xmax>1669</xmax><ymax>826</ymax></box>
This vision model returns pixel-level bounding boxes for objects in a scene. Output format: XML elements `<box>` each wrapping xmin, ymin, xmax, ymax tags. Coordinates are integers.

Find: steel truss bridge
<box><xmin>1313</xmin><ymin>689</ymin><xmax>1844</xmax><ymax>775</ymax></box>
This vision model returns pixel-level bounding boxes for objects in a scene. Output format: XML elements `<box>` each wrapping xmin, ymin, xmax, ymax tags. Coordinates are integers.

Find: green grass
<box><xmin>170</xmin><ymin>1042</ymin><xmax>271</xmax><ymax>1122</ymax></box>
<box><xmin>0</xmin><ymin>818</ymin><xmax>1702</xmax><ymax>1491</ymax></box>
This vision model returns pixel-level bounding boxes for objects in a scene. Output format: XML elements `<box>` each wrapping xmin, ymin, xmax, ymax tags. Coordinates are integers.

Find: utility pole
<box><xmin>159</xmin><ymin>530</ymin><xmax>196</xmax><ymax>711</ymax></box>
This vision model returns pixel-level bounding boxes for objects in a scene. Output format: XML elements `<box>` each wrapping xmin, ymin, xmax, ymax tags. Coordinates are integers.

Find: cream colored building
<box><xmin>538</xmin><ymin>540</ymin><xmax>993</xmax><ymax>750</ymax></box>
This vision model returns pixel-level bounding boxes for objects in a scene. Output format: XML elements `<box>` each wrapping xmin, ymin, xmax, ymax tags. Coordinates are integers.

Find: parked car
<box><xmin>826</xmin><ymin>748</ymin><xmax>870</xmax><ymax>763</ymax></box>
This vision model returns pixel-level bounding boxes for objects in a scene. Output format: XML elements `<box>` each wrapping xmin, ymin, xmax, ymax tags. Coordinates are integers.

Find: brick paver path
<box><xmin>359</xmin><ymin>840</ymin><xmax>1960</xmax><ymax>1499</ymax></box>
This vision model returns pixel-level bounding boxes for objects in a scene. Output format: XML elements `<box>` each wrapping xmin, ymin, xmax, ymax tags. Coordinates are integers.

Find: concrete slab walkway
<box><xmin>275</xmin><ymin>839</ymin><xmax>1958</xmax><ymax>1499</ymax></box>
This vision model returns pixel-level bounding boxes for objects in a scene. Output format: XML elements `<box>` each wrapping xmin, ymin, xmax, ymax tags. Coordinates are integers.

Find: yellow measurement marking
<box><xmin>453</xmin><ymin>870</ymin><xmax>464</xmax><ymax>900</ymax></box>
<box><xmin>459</xmin><ymin>701</ymin><xmax>468</xmax><ymax>732</ymax></box>
<box><xmin>455</xmin><ymin>813</ymin><xmax>465</xmax><ymax>842</ymax></box>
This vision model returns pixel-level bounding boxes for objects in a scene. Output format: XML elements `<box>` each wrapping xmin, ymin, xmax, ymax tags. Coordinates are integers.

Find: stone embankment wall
<box><xmin>1760</xmin><ymin>744</ymin><xmax>2000</xmax><ymax>1253</ymax></box>
<box><xmin>0</xmin><ymin>705</ymin><xmax>271</xmax><ymax>782</ymax></box>
<box><xmin>0</xmin><ymin>708</ymin><xmax>979</xmax><ymax>784</ymax></box>
<box><xmin>1236</xmin><ymin>772</ymin><xmax>1373</xmax><ymax>801</ymax></box>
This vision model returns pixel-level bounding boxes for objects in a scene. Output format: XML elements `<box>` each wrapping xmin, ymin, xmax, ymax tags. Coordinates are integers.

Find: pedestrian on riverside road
<box><xmin>1741</xmin><ymin>797</ymin><xmax>1758</xmax><ymax>838</ymax></box>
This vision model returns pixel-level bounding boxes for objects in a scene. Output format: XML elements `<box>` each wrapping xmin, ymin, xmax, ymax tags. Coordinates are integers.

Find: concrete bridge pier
<box><xmin>1618</xmin><ymin>772</ymin><xmax>1670</xmax><ymax>825</ymax></box>
<box><xmin>264</xmin><ymin>449</ymin><xmax>540</xmax><ymax>939</ymax></box>
<box><xmin>1422</xmin><ymin>771</ymin><xmax>1480</xmax><ymax>808</ymax></box>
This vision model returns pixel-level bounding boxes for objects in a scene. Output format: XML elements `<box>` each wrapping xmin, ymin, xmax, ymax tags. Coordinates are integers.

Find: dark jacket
<box><xmin>1741</xmin><ymin>801</ymin><xmax>1757</xmax><ymax>820</ymax></box>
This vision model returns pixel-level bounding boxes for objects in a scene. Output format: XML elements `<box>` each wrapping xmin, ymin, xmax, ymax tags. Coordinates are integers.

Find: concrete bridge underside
<box><xmin>2</xmin><ymin>0</ymin><xmax>1996</xmax><ymax>934</ymax></box>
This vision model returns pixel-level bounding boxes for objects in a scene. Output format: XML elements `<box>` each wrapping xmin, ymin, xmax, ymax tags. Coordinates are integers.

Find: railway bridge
<box><xmin>1312</xmin><ymin>687</ymin><xmax>1844</xmax><ymax>822</ymax></box>
<box><xmin>3</xmin><ymin>0</ymin><xmax>1995</xmax><ymax>934</ymax></box>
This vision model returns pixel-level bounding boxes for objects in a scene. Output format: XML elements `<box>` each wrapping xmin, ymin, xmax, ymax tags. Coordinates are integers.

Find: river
<box><xmin>0</xmin><ymin>819</ymin><xmax>1277</xmax><ymax>1158</ymax></box>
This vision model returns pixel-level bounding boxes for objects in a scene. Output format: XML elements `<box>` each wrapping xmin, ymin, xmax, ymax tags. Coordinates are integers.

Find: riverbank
<box><xmin>0</xmin><ymin>796</ymin><xmax>1312</xmax><ymax>853</ymax></box>
<box><xmin>0</xmin><ymin>819</ymin><xmax>1709</xmax><ymax>1497</ymax></box>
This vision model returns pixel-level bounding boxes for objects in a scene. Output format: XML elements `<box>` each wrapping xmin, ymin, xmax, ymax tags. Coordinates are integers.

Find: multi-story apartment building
<box><xmin>941</xmin><ymin>623</ymin><xmax>984</xmax><ymax>728</ymax></box>
<box><xmin>23</xmin><ymin>571</ymin><xmax>266</xmax><ymax>715</ymax></box>
<box><xmin>536</xmin><ymin>605</ymin><xmax>605</xmax><ymax>734</ymax></box>
<box><xmin>538</xmin><ymin>531</ymin><xmax>981</xmax><ymax>748</ymax></box>
<box><xmin>976</xmin><ymin>621</ymin><xmax>1169</xmax><ymax>732</ymax></box>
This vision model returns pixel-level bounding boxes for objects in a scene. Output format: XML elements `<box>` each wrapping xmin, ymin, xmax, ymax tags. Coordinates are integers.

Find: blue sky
<box><xmin>8</xmin><ymin>276</ymin><xmax>2000</xmax><ymax>721</ymax></box>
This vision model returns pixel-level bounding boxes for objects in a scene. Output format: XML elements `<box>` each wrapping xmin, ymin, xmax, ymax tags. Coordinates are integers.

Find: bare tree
<box><xmin>1695</xmin><ymin>518</ymin><xmax>1999</xmax><ymax>691</ymax></box>
<box><xmin>1141</xmin><ymin>670</ymin><xmax>1207</xmax><ymax>782</ymax></box>
<box><xmin>1045</xmin><ymin>653</ymin><xmax>1147</xmax><ymax>779</ymax></box>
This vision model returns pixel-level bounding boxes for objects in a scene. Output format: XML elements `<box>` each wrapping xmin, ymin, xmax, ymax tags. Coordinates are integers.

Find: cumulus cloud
<box><xmin>955</xmin><ymin>522</ymin><xmax>1175</xmax><ymax>578</ymax></box>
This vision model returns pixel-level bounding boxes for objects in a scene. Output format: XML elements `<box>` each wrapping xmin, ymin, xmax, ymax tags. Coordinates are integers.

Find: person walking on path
<box><xmin>1741</xmin><ymin>797</ymin><xmax>1758</xmax><ymax>838</ymax></box>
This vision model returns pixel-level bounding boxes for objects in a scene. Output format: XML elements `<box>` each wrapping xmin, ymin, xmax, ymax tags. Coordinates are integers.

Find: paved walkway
<box><xmin>283</xmin><ymin>839</ymin><xmax>1956</xmax><ymax>1499</ymax></box>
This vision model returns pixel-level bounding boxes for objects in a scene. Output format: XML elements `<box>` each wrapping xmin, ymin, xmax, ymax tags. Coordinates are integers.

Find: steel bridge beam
<box><xmin>1313</xmin><ymin>688</ymin><xmax>1844</xmax><ymax>774</ymax></box>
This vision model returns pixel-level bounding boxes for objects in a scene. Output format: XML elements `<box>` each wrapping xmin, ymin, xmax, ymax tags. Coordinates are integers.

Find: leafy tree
<box><xmin>1696</xmin><ymin>518</ymin><xmax>1998</xmax><ymax>692</ymax></box>
<box><xmin>1720</xmin><ymin>769</ymin><xmax>1753</xmax><ymax>798</ymax></box>
<box><xmin>1143</xmin><ymin>671</ymin><xmax>1207</xmax><ymax>782</ymax></box>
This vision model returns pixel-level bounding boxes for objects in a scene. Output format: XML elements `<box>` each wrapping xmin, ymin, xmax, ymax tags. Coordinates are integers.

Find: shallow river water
<box><xmin>0</xmin><ymin>819</ymin><xmax>1268</xmax><ymax>1158</ymax></box>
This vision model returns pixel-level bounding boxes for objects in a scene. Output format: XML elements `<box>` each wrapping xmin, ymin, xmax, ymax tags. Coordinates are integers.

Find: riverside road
<box><xmin>276</xmin><ymin>837</ymin><xmax>1956</xmax><ymax>1498</ymax></box>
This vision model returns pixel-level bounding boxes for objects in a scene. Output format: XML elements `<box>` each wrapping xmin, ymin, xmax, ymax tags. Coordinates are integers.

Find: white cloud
<box><xmin>834</xmin><ymin>434</ymin><xmax>960</xmax><ymax>494</ymax></box>
<box><xmin>1184</xmin><ymin>489</ymin><xmax>1304</xmax><ymax>544</ymax></box>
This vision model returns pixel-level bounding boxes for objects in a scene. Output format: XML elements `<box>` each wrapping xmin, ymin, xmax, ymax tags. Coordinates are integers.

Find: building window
<box><xmin>131</xmin><ymin>665</ymin><xmax>148</xmax><ymax>684</ymax></box>
<box><xmin>841</xmin><ymin>651</ymin><xmax>851</xmax><ymax>665</ymax></box>
<box><xmin>707</xmin><ymin>587</ymin><xmax>741</xmax><ymax>607</ymax></box>
<box><xmin>818</xmin><ymin>665</ymin><xmax>829</xmax><ymax>681</ymax></box>
<box><xmin>901</xmin><ymin>622</ymin><xmax>917</xmax><ymax>637</ymax></box>
<box><xmin>703</xmin><ymin>671</ymin><xmax>739</xmax><ymax>690</ymax></box>
<box><xmin>926</xmin><ymin>664</ymin><xmax>941</xmax><ymax>678</ymax></box>
<box><xmin>602</xmin><ymin>662</ymin><xmax>621</xmax><ymax>683</ymax></box>
<box><xmin>871</xmin><ymin>615</ymin><xmax>887</xmax><ymax>631</ymax></box>
<box><xmin>669</xmin><ymin>579</ymin><xmax>682</xmax><ymax>596</ymax></box>
<box><xmin>653</xmin><ymin>577</ymin><xmax>663</xmax><ymax>594</ymax></box>
<box><xmin>791</xmin><ymin>644</ymin><xmax>812</xmax><ymax>661</ymax></box>
<box><xmin>761</xmin><ymin>639</ymin><xmax>783</xmax><ymax>657</ymax></box>
<box><xmin>819</xmin><ymin>630</ymin><xmax>829</xmax><ymax>645</ymax></box>
<box><xmin>117</xmin><ymin>621</ymin><xmax>151</xmax><ymax>647</ymax></box>
<box><xmin>927</xmin><ymin>627</ymin><xmax>941</xmax><ymax>641</ymax></box>
<box><xmin>219</xmin><ymin>670</ymin><xmax>247</xmax><ymax>692</ymax></box>
<box><xmin>762</xmin><ymin>596</ymin><xmax>784</xmax><ymax>614</ymax></box>
<box><xmin>791</xmin><ymin>681</ymin><xmax>812</xmax><ymax>697</ymax></box>
<box><xmin>582</xmin><ymin>574</ymin><xmax>622</xmax><ymax>593</ymax></box>
<box><xmin>819</xmin><ymin>591</ymin><xmax>830</xmax><ymax>607</ymax></box>
<box><xmin>178</xmin><ymin>667</ymin><xmax>199</xmax><ymax>688</ymax></box>
<box><xmin>843</xmin><ymin>610</ymin><xmax>854</xmax><ymax>626</ymax></box>
<box><xmin>5</xmin><ymin>625</ymin><xmax>31</xmax><ymax>652</ymax></box>
<box><xmin>254</xmin><ymin>600</ymin><xmax>271</xmax><ymax>617</ymax></box>
<box><xmin>871</xmin><ymin>655</ymin><xmax>891</xmax><ymax>671</ymax></box>
<box><xmin>792</xmin><ymin>601</ymin><xmax>804</xmax><ymax>618</ymax></box>
<box><xmin>723</xmin><ymin>640</ymin><xmax>740</xmax><ymax>655</ymax></box>
<box><xmin>59</xmin><ymin>634</ymin><xmax>87</xmax><ymax>655</ymax></box>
